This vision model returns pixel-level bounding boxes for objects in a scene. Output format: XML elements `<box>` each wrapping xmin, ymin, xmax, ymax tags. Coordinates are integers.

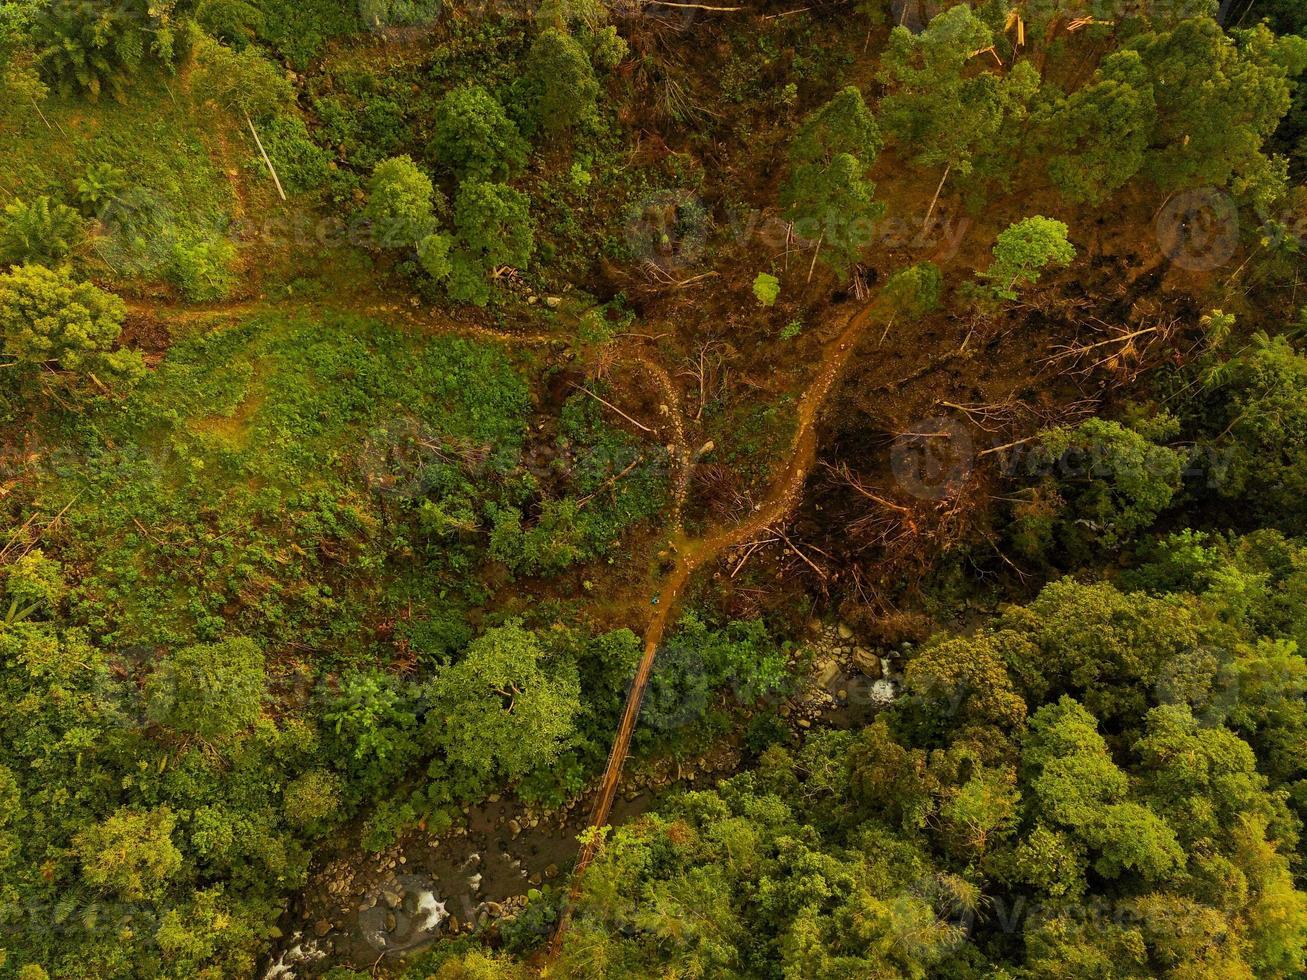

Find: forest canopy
<box><xmin>0</xmin><ymin>0</ymin><xmax>1305</xmax><ymax>978</ymax></box>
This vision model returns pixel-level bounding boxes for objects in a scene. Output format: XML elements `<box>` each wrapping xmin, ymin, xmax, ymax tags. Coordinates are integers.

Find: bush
<box><xmin>34</xmin><ymin>0</ymin><xmax>190</xmax><ymax>101</ymax></box>
<box><xmin>0</xmin><ymin>263</ymin><xmax>142</xmax><ymax>389</ymax></box>
<box><xmin>74</xmin><ymin>806</ymin><xmax>182</xmax><ymax>900</ymax></box>
<box><xmin>75</xmin><ymin>162</ymin><xmax>129</xmax><ymax>217</ymax></box>
<box><xmin>283</xmin><ymin>769</ymin><xmax>343</xmax><ymax>833</ymax></box>
<box><xmin>753</xmin><ymin>272</ymin><xmax>780</xmax><ymax>307</ymax></box>
<box><xmin>145</xmin><ymin>637</ymin><xmax>266</xmax><ymax>742</ymax></box>
<box><xmin>168</xmin><ymin>234</ymin><xmax>238</xmax><ymax>301</ymax></box>
<box><xmin>0</xmin><ymin>196</ymin><xmax>84</xmax><ymax>266</ymax></box>
<box><xmin>255</xmin><ymin>115</ymin><xmax>332</xmax><ymax>193</ymax></box>
<box><xmin>3</xmin><ymin>549</ymin><xmax>65</xmax><ymax>618</ymax></box>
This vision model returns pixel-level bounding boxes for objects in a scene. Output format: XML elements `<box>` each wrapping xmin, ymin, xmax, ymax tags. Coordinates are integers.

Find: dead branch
<box><xmin>577</xmin><ymin>457</ymin><xmax>644</xmax><ymax>509</ymax></box>
<box><xmin>573</xmin><ymin>385</ymin><xmax>655</xmax><ymax>433</ymax></box>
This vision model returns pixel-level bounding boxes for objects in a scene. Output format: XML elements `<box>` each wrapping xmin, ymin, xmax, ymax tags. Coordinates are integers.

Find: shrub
<box><xmin>168</xmin><ymin>234</ymin><xmax>238</xmax><ymax>301</ymax></box>
<box><xmin>74</xmin><ymin>806</ymin><xmax>182</xmax><ymax>900</ymax></box>
<box><xmin>0</xmin><ymin>263</ymin><xmax>142</xmax><ymax>388</ymax></box>
<box><xmin>145</xmin><ymin>637</ymin><xmax>266</xmax><ymax>742</ymax></box>
<box><xmin>255</xmin><ymin>115</ymin><xmax>332</xmax><ymax>193</ymax></box>
<box><xmin>753</xmin><ymin>272</ymin><xmax>780</xmax><ymax>307</ymax></box>
<box><xmin>283</xmin><ymin>769</ymin><xmax>344</xmax><ymax>832</ymax></box>
<box><xmin>34</xmin><ymin>0</ymin><xmax>190</xmax><ymax>101</ymax></box>
<box><xmin>75</xmin><ymin>162</ymin><xmax>129</xmax><ymax>217</ymax></box>
<box><xmin>0</xmin><ymin>196</ymin><xmax>84</xmax><ymax>266</ymax></box>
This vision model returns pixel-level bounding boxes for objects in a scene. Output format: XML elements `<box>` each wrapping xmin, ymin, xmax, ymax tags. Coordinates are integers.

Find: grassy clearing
<box><xmin>32</xmin><ymin>310</ymin><xmax>531</xmax><ymax>654</ymax></box>
<box><xmin>0</xmin><ymin>77</ymin><xmax>238</xmax><ymax>287</ymax></box>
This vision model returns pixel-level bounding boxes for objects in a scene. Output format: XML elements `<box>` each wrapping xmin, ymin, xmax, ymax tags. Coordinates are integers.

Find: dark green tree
<box><xmin>522</xmin><ymin>28</ymin><xmax>600</xmax><ymax>135</ymax></box>
<box><xmin>879</xmin><ymin>5</ymin><xmax>1040</xmax><ymax>194</ymax></box>
<box><xmin>1126</xmin><ymin>19</ymin><xmax>1307</xmax><ymax>206</ymax></box>
<box><xmin>444</xmin><ymin>180</ymin><xmax>534</xmax><ymax>306</ymax></box>
<box><xmin>1036</xmin><ymin>49</ymin><xmax>1157</xmax><ymax>205</ymax></box>
<box><xmin>429</xmin><ymin>84</ymin><xmax>529</xmax><ymax>182</ymax></box>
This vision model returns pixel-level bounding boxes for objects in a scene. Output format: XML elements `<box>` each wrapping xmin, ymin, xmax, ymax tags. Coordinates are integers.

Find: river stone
<box><xmin>852</xmin><ymin>647</ymin><xmax>881</xmax><ymax>677</ymax></box>
<box><xmin>313</xmin><ymin>919</ymin><xmax>332</xmax><ymax>938</ymax></box>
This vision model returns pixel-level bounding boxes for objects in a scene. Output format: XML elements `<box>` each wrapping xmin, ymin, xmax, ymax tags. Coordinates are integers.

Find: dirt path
<box><xmin>122</xmin><ymin>296</ymin><xmax>561</xmax><ymax>349</ymax></box>
<box><xmin>549</xmin><ymin>293</ymin><xmax>882</xmax><ymax>952</ymax></box>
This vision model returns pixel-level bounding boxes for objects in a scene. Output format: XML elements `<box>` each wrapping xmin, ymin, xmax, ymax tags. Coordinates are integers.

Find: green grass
<box><xmin>31</xmin><ymin>310</ymin><xmax>530</xmax><ymax>653</ymax></box>
<box><xmin>0</xmin><ymin>77</ymin><xmax>238</xmax><ymax>286</ymax></box>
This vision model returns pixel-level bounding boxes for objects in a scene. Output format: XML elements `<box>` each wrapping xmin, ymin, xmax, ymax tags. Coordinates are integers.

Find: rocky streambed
<box><xmin>263</xmin><ymin>621</ymin><xmax>905</xmax><ymax>977</ymax></box>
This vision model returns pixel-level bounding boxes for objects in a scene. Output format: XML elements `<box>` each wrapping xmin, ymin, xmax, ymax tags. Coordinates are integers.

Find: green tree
<box><xmin>282</xmin><ymin>769</ymin><xmax>343</xmax><ymax>833</ymax></box>
<box><xmin>1011</xmin><ymin>417</ymin><xmax>1183</xmax><ymax>560</ymax></box>
<box><xmin>781</xmin><ymin>88</ymin><xmax>885</xmax><ymax>273</ymax></box>
<box><xmin>982</xmin><ymin>216</ymin><xmax>1075</xmax><ymax>298</ymax></box>
<box><xmin>534</xmin><ymin>0</ymin><xmax>606</xmax><ymax>32</ymax></box>
<box><xmin>364</xmin><ymin>155</ymin><xmax>440</xmax><ymax>249</ymax></box>
<box><xmin>1199</xmin><ymin>333</ymin><xmax>1307</xmax><ymax>530</ymax></box>
<box><xmin>1126</xmin><ymin>19</ymin><xmax>1307</xmax><ymax>205</ymax></box>
<box><xmin>75</xmin><ymin>806</ymin><xmax>183</xmax><ymax>900</ymax></box>
<box><xmin>443</xmin><ymin>180</ymin><xmax>533</xmax><ymax>306</ymax></box>
<box><xmin>425</xmin><ymin>621</ymin><xmax>580</xmax><ymax>781</ymax></box>
<box><xmin>0</xmin><ymin>263</ymin><xmax>142</xmax><ymax>389</ymax></box>
<box><xmin>429</xmin><ymin>84</ymin><xmax>529</xmax><ymax>182</ymax></box>
<box><xmin>190</xmin><ymin>35</ymin><xmax>293</xmax><ymax>118</ymax></box>
<box><xmin>782</xmin><ymin>154</ymin><xmax>885</xmax><ymax>273</ymax></box>
<box><xmin>788</xmin><ymin>85</ymin><xmax>882</xmax><ymax>166</ymax></box>
<box><xmin>879</xmin><ymin>5</ymin><xmax>1040</xmax><ymax>191</ymax></box>
<box><xmin>522</xmin><ymin>28</ymin><xmax>600</xmax><ymax>135</ymax></box>
<box><xmin>879</xmin><ymin>261</ymin><xmax>942</xmax><ymax>331</ymax></box>
<box><xmin>1036</xmin><ymin>50</ymin><xmax>1157</xmax><ymax>205</ymax></box>
<box><xmin>0</xmin><ymin>196</ymin><xmax>84</xmax><ymax>266</ymax></box>
<box><xmin>1022</xmin><ymin>696</ymin><xmax>1184</xmax><ymax>882</ymax></box>
<box><xmin>145</xmin><ymin>637</ymin><xmax>266</xmax><ymax>743</ymax></box>
<box><xmin>997</xmin><ymin>579</ymin><xmax>1223</xmax><ymax>730</ymax></box>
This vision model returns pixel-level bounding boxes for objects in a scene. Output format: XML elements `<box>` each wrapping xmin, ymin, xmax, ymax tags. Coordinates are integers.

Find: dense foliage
<box><xmin>0</xmin><ymin>0</ymin><xmax>1305</xmax><ymax>977</ymax></box>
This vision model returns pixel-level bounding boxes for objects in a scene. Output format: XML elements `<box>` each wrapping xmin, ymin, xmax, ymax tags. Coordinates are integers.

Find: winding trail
<box><xmin>549</xmin><ymin>293</ymin><xmax>881</xmax><ymax>954</ymax></box>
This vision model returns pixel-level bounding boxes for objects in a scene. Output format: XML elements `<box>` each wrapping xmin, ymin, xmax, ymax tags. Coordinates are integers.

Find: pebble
<box><xmin>313</xmin><ymin>919</ymin><xmax>332</xmax><ymax>938</ymax></box>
